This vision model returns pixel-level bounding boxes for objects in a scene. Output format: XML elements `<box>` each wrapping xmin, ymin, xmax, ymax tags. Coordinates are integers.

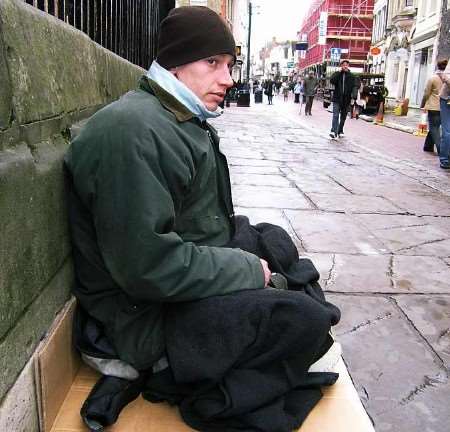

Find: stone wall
<box><xmin>0</xmin><ymin>1</ymin><xmax>144</xmax><ymax>429</ymax></box>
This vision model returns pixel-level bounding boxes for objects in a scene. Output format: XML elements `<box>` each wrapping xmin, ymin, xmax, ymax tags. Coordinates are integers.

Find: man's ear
<box><xmin>169</xmin><ymin>67</ymin><xmax>178</xmax><ymax>77</ymax></box>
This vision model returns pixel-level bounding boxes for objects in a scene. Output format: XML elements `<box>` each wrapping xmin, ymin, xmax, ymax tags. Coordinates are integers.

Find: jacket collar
<box><xmin>139</xmin><ymin>75</ymin><xmax>195</xmax><ymax>123</ymax></box>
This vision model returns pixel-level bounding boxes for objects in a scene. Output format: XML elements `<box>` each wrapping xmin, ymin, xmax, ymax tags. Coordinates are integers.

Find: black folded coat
<box><xmin>143</xmin><ymin>216</ymin><xmax>341</xmax><ymax>432</ymax></box>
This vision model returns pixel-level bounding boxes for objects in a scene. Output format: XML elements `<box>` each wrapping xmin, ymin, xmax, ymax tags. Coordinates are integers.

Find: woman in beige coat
<box><xmin>421</xmin><ymin>59</ymin><xmax>448</xmax><ymax>154</ymax></box>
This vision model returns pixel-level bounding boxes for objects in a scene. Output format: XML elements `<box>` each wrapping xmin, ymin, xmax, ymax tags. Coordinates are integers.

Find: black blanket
<box><xmin>143</xmin><ymin>216</ymin><xmax>341</xmax><ymax>432</ymax></box>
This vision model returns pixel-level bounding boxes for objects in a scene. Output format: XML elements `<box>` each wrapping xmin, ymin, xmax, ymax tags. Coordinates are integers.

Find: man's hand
<box><xmin>260</xmin><ymin>259</ymin><xmax>271</xmax><ymax>287</ymax></box>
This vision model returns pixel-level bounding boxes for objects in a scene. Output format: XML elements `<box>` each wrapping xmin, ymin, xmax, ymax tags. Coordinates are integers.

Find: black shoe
<box><xmin>80</xmin><ymin>373</ymin><xmax>149</xmax><ymax>430</ymax></box>
<box><xmin>440</xmin><ymin>164</ymin><xmax>450</xmax><ymax>170</ymax></box>
<box><xmin>329</xmin><ymin>132</ymin><xmax>337</xmax><ymax>140</ymax></box>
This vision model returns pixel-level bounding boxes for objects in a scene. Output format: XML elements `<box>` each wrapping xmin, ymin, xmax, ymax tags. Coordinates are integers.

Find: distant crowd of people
<box><xmin>249</xmin><ymin>72</ymin><xmax>319</xmax><ymax>114</ymax></box>
<box><xmin>226</xmin><ymin>56</ymin><xmax>450</xmax><ymax>171</ymax></box>
<box><xmin>253</xmin><ymin>61</ymin><xmax>358</xmax><ymax>140</ymax></box>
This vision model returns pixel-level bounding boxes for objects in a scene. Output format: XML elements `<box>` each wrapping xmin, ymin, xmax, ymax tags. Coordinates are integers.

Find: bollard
<box><xmin>414</xmin><ymin>111</ymin><xmax>428</xmax><ymax>137</ymax></box>
<box><xmin>374</xmin><ymin>101</ymin><xmax>384</xmax><ymax>125</ymax></box>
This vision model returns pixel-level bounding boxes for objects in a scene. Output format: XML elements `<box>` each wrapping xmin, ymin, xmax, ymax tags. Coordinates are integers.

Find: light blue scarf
<box><xmin>147</xmin><ymin>61</ymin><xmax>222</xmax><ymax>122</ymax></box>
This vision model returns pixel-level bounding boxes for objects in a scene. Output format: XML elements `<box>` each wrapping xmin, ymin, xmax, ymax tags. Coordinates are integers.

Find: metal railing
<box><xmin>23</xmin><ymin>0</ymin><xmax>174</xmax><ymax>69</ymax></box>
<box><xmin>328</xmin><ymin>2</ymin><xmax>374</xmax><ymax>16</ymax></box>
<box><xmin>327</xmin><ymin>26</ymin><xmax>372</xmax><ymax>38</ymax></box>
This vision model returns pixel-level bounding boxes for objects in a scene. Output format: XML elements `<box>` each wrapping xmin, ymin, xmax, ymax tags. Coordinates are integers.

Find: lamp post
<box><xmin>246</xmin><ymin>1</ymin><xmax>252</xmax><ymax>82</ymax></box>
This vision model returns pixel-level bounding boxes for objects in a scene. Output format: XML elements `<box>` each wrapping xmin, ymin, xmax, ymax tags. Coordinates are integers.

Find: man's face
<box><xmin>341</xmin><ymin>62</ymin><xmax>349</xmax><ymax>72</ymax></box>
<box><xmin>172</xmin><ymin>54</ymin><xmax>234</xmax><ymax>111</ymax></box>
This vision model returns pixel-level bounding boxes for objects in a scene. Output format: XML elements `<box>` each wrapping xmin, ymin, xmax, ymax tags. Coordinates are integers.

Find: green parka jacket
<box><xmin>64</xmin><ymin>77</ymin><xmax>264</xmax><ymax>370</ymax></box>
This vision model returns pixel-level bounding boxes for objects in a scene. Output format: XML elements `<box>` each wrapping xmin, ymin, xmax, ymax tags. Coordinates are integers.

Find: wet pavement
<box><xmin>211</xmin><ymin>95</ymin><xmax>450</xmax><ymax>432</ymax></box>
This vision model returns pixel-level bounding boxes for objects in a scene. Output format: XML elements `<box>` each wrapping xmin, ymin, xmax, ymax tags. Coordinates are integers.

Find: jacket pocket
<box><xmin>176</xmin><ymin>214</ymin><xmax>227</xmax><ymax>244</ymax></box>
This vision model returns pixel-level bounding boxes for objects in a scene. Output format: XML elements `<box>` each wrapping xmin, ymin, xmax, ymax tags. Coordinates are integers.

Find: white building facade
<box><xmin>231</xmin><ymin>0</ymin><xmax>250</xmax><ymax>81</ymax></box>
<box><xmin>369</xmin><ymin>0</ymin><xmax>447</xmax><ymax>107</ymax></box>
<box><xmin>406</xmin><ymin>0</ymin><xmax>442</xmax><ymax>106</ymax></box>
<box><xmin>370</xmin><ymin>0</ymin><xmax>389</xmax><ymax>75</ymax></box>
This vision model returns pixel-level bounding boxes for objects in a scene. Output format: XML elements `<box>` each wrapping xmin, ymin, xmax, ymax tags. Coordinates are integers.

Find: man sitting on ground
<box><xmin>64</xmin><ymin>7</ymin><xmax>340</xmax><ymax>432</ymax></box>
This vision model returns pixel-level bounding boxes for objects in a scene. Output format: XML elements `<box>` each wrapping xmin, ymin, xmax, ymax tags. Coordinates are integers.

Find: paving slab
<box><xmin>260</xmin><ymin>152</ymin><xmax>311</xmax><ymax>163</ymax></box>
<box><xmin>229</xmin><ymin>165</ymin><xmax>281</xmax><ymax>175</ymax></box>
<box><xmin>327</xmin><ymin>294</ymin><xmax>447</xmax><ymax>430</ymax></box>
<box><xmin>422</xmin><ymin>215</ymin><xmax>450</xmax><ymax>233</ymax></box>
<box><xmin>327</xmin><ymin>174</ymin><xmax>421</xmax><ymax>196</ymax></box>
<box><xmin>325</xmin><ymin>254</ymin><xmax>392</xmax><ymax>293</ymax></box>
<box><xmin>227</xmin><ymin>157</ymin><xmax>282</xmax><ymax>167</ymax></box>
<box><xmin>282</xmin><ymin>170</ymin><xmax>352</xmax><ymax>195</ymax></box>
<box><xmin>305</xmin><ymin>193</ymin><xmax>405</xmax><ymax>214</ymax></box>
<box><xmin>230</xmin><ymin>173</ymin><xmax>291</xmax><ymax>187</ymax></box>
<box><xmin>232</xmin><ymin>185</ymin><xmax>312</xmax><ymax>209</ymax></box>
<box><xmin>220</xmin><ymin>149</ymin><xmax>264</xmax><ymax>159</ymax></box>
<box><xmin>382</xmin><ymin>190</ymin><xmax>450</xmax><ymax>217</ymax></box>
<box><xmin>354</xmin><ymin>213</ymin><xmax>429</xmax><ymax>230</ymax></box>
<box><xmin>392</xmin><ymin>256</ymin><xmax>450</xmax><ymax>293</ymax></box>
<box><xmin>373</xmin><ymin>380</ymin><xmax>450</xmax><ymax>432</ymax></box>
<box><xmin>399</xmin><ymin>239</ymin><xmax>450</xmax><ymax>257</ymax></box>
<box><xmin>354</xmin><ymin>213</ymin><xmax>449</xmax><ymax>253</ymax></box>
<box><xmin>285</xmin><ymin>210</ymin><xmax>387</xmax><ymax>254</ymax></box>
<box><xmin>394</xmin><ymin>295</ymin><xmax>450</xmax><ymax>369</ymax></box>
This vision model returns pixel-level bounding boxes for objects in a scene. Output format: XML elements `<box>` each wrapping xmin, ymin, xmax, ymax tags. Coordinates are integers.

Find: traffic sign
<box><xmin>330</xmin><ymin>48</ymin><xmax>341</xmax><ymax>62</ymax></box>
<box><xmin>296</xmin><ymin>42</ymin><xmax>308</xmax><ymax>51</ymax></box>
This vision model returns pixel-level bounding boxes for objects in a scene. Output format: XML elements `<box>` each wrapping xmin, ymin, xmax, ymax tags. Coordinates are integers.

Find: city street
<box><xmin>212</xmin><ymin>95</ymin><xmax>450</xmax><ymax>432</ymax></box>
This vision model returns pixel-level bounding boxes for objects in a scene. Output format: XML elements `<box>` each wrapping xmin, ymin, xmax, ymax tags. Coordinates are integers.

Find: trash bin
<box><xmin>254</xmin><ymin>90</ymin><xmax>263</xmax><ymax>104</ymax></box>
<box><xmin>237</xmin><ymin>90</ymin><xmax>250</xmax><ymax>107</ymax></box>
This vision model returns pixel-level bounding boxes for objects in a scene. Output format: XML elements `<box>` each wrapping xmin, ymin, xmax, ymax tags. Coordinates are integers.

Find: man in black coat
<box><xmin>329</xmin><ymin>59</ymin><xmax>358</xmax><ymax>139</ymax></box>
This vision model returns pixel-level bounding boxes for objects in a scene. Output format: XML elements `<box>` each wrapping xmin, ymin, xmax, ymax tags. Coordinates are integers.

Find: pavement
<box><xmin>359</xmin><ymin>106</ymin><xmax>423</xmax><ymax>135</ymax></box>
<box><xmin>211</xmin><ymin>94</ymin><xmax>450</xmax><ymax>432</ymax></box>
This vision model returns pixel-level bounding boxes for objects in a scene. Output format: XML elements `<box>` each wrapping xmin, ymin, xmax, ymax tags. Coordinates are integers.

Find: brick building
<box><xmin>298</xmin><ymin>0</ymin><xmax>374</xmax><ymax>77</ymax></box>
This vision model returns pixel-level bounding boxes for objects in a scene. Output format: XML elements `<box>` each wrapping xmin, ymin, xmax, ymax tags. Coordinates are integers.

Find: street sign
<box><xmin>295</xmin><ymin>42</ymin><xmax>308</xmax><ymax>51</ymax></box>
<box><xmin>370</xmin><ymin>47</ymin><xmax>381</xmax><ymax>55</ymax></box>
<box><xmin>287</xmin><ymin>61</ymin><xmax>294</xmax><ymax>68</ymax></box>
<box><xmin>318</xmin><ymin>12</ymin><xmax>328</xmax><ymax>45</ymax></box>
<box><xmin>330</xmin><ymin>48</ymin><xmax>341</xmax><ymax>62</ymax></box>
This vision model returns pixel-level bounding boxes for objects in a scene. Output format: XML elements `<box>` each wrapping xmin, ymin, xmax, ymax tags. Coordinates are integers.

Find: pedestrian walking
<box><xmin>303</xmin><ymin>71</ymin><xmax>318</xmax><ymax>115</ymax></box>
<box><xmin>421</xmin><ymin>59</ymin><xmax>448</xmax><ymax>156</ymax></box>
<box><xmin>282</xmin><ymin>81</ymin><xmax>289</xmax><ymax>101</ymax></box>
<box><xmin>276</xmin><ymin>80</ymin><xmax>282</xmax><ymax>95</ymax></box>
<box><xmin>264</xmin><ymin>78</ymin><xmax>274</xmax><ymax>105</ymax></box>
<box><xmin>299</xmin><ymin>79</ymin><xmax>306</xmax><ymax>115</ymax></box>
<box><xmin>439</xmin><ymin>59</ymin><xmax>450</xmax><ymax>169</ymax></box>
<box><xmin>329</xmin><ymin>60</ymin><xmax>358</xmax><ymax>140</ymax></box>
<box><xmin>294</xmin><ymin>80</ymin><xmax>303</xmax><ymax>104</ymax></box>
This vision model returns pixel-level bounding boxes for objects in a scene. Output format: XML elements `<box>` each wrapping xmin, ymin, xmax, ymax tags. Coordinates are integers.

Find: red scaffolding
<box><xmin>298</xmin><ymin>0</ymin><xmax>374</xmax><ymax>72</ymax></box>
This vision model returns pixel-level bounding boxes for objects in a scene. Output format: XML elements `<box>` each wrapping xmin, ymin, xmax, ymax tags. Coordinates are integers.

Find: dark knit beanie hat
<box><xmin>157</xmin><ymin>6</ymin><xmax>236</xmax><ymax>69</ymax></box>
